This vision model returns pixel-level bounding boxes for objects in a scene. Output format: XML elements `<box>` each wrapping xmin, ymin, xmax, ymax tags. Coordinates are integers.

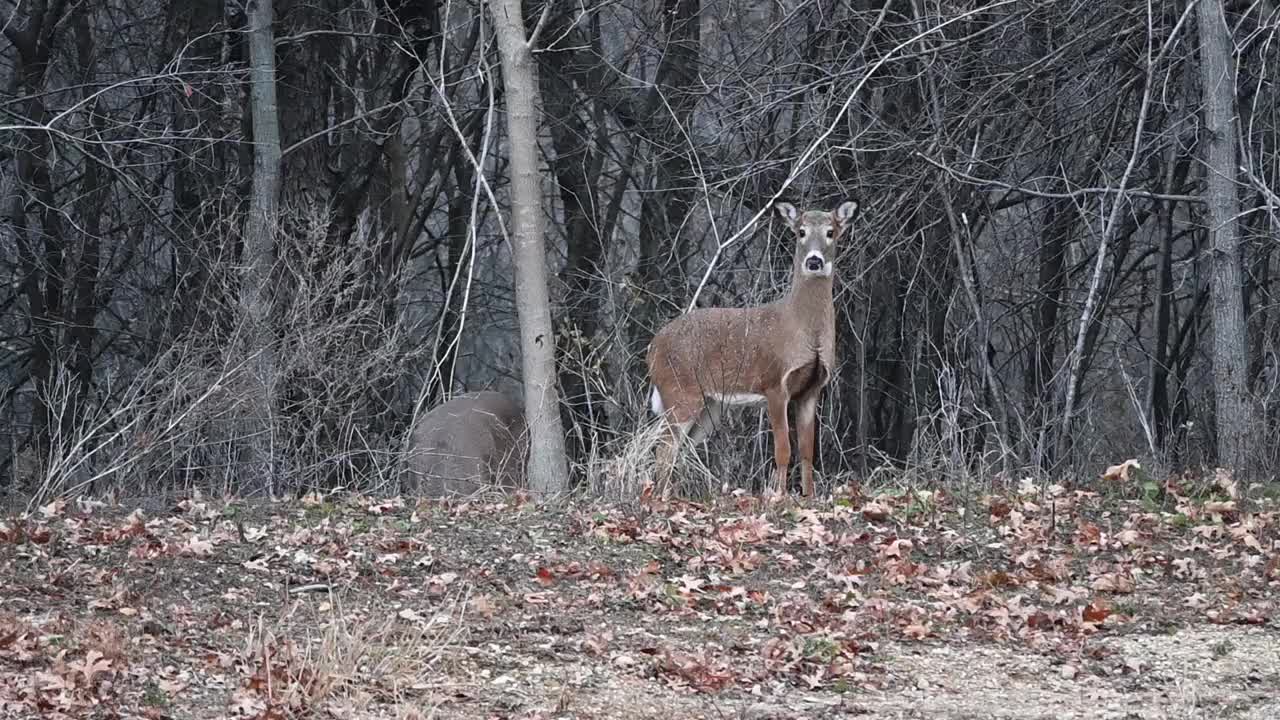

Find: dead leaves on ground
<box><xmin>0</xmin><ymin>469</ymin><xmax>1277</xmax><ymax>715</ymax></box>
<box><xmin>579</xmin><ymin>473</ymin><xmax>1278</xmax><ymax>691</ymax></box>
<box><xmin>0</xmin><ymin>615</ymin><xmax>128</xmax><ymax>719</ymax></box>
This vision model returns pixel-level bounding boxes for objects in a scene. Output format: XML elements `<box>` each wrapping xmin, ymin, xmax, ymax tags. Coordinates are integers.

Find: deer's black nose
<box><xmin>805</xmin><ymin>256</ymin><xmax>824</xmax><ymax>272</ymax></box>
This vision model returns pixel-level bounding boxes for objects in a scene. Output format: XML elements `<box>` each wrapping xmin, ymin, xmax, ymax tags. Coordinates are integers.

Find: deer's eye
<box><xmin>798</xmin><ymin>228</ymin><xmax>808</xmax><ymax>238</ymax></box>
<box><xmin>825</xmin><ymin>228</ymin><xmax>834</xmax><ymax>240</ymax></box>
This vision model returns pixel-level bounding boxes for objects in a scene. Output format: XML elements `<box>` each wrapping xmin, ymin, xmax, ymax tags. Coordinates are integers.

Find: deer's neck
<box><xmin>783</xmin><ymin>272</ymin><xmax>834</xmax><ymax>322</ymax></box>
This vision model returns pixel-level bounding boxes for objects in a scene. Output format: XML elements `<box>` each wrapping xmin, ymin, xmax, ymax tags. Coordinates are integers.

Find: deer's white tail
<box><xmin>649</xmin><ymin>386</ymin><xmax>664</xmax><ymax>415</ymax></box>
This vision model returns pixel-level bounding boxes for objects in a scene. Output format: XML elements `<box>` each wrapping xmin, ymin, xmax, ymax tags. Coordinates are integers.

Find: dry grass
<box><xmin>234</xmin><ymin>593</ymin><xmax>467</xmax><ymax>717</ymax></box>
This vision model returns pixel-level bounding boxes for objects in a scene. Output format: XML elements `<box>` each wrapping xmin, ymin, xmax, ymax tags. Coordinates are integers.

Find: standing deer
<box><xmin>646</xmin><ymin>200</ymin><xmax>858</xmax><ymax>497</ymax></box>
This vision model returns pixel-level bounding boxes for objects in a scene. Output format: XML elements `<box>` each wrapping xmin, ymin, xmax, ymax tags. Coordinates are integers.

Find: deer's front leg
<box><xmin>766</xmin><ymin>390</ymin><xmax>791</xmax><ymax>495</ymax></box>
<box><xmin>795</xmin><ymin>391</ymin><xmax>819</xmax><ymax>497</ymax></box>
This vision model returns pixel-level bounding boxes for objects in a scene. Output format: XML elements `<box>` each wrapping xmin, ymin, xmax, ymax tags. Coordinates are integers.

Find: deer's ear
<box><xmin>774</xmin><ymin>202</ymin><xmax>798</xmax><ymax>223</ymax></box>
<box><xmin>835</xmin><ymin>200</ymin><xmax>859</xmax><ymax>223</ymax></box>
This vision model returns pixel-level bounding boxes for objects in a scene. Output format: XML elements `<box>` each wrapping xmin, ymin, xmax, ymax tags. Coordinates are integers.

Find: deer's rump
<box><xmin>403</xmin><ymin>391</ymin><xmax>529</xmax><ymax>496</ymax></box>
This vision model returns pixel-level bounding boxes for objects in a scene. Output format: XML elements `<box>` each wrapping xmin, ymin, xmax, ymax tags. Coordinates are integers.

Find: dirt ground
<box><xmin>1</xmin><ymin>476</ymin><xmax>1278</xmax><ymax>719</ymax></box>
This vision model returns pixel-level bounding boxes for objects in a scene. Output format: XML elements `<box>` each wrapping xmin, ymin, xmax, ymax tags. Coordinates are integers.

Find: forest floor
<box><xmin>2</xmin><ymin>471</ymin><xmax>1279</xmax><ymax>719</ymax></box>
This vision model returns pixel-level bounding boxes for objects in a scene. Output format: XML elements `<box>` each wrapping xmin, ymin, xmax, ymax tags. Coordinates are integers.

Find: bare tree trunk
<box><xmin>538</xmin><ymin>4</ymin><xmax>612</xmax><ymax>463</ymax></box>
<box><xmin>7</xmin><ymin>0</ymin><xmax>72</xmax><ymax>475</ymax></box>
<box><xmin>1150</xmin><ymin>114</ymin><xmax>1192</xmax><ymax>453</ymax></box>
<box><xmin>490</xmin><ymin>0</ymin><xmax>570</xmax><ymax>499</ymax></box>
<box><xmin>242</xmin><ymin>0</ymin><xmax>282</xmax><ymax>489</ymax></box>
<box><xmin>1028</xmin><ymin>196</ymin><xmax>1072</xmax><ymax>469</ymax></box>
<box><xmin>1151</xmin><ymin>191</ymin><xmax>1177</xmax><ymax>451</ymax></box>
<box><xmin>1197</xmin><ymin>0</ymin><xmax>1263</xmax><ymax>474</ymax></box>
<box><xmin>629</xmin><ymin>0</ymin><xmax>701</xmax><ymax>382</ymax></box>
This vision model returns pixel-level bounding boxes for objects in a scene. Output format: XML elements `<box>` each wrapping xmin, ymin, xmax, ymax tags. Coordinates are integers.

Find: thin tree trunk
<box><xmin>1056</xmin><ymin>5</ymin><xmax>1170</xmax><ymax>473</ymax></box>
<box><xmin>8</xmin><ymin>0</ymin><xmax>71</xmax><ymax>478</ymax></box>
<box><xmin>629</xmin><ymin>0</ymin><xmax>701</xmax><ymax>382</ymax></box>
<box><xmin>69</xmin><ymin>8</ymin><xmax>104</xmax><ymax>446</ymax></box>
<box><xmin>1196</xmin><ymin>0</ymin><xmax>1262</xmax><ymax>474</ymax></box>
<box><xmin>490</xmin><ymin>0</ymin><xmax>570</xmax><ymax>499</ymax></box>
<box><xmin>1028</xmin><ymin>196</ymin><xmax>1072</xmax><ymax>468</ymax></box>
<box><xmin>242</xmin><ymin>0</ymin><xmax>282</xmax><ymax>489</ymax></box>
<box><xmin>431</xmin><ymin>150</ymin><xmax>477</xmax><ymax>406</ymax></box>
<box><xmin>1151</xmin><ymin>193</ymin><xmax>1177</xmax><ymax>450</ymax></box>
<box><xmin>1150</xmin><ymin>116</ymin><xmax>1189</xmax><ymax>453</ymax></box>
<box><xmin>539</xmin><ymin>9</ymin><xmax>609</xmax><ymax>463</ymax></box>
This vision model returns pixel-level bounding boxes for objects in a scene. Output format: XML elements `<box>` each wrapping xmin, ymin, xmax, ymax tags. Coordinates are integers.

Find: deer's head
<box><xmin>774</xmin><ymin>200</ymin><xmax>859</xmax><ymax>279</ymax></box>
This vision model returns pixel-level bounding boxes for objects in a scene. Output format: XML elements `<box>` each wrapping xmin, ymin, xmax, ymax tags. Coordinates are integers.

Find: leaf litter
<box><xmin>0</xmin><ymin>474</ymin><xmax>1277</xmax><ymax>719</ymax></box>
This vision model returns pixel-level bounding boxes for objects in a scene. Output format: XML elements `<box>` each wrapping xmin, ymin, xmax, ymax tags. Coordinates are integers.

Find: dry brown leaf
<box><xmin>1082</xmin><ymin>601</ymin><xmax>1112</xmax><ymax>623</ymax></box>
<box><xmin>1101</xmin><ymin>459</ymin><xmax>1141</xmax><ymax>482</ymax></box>
<box><xmin>902</xmin><ymin>622</ymin><xmax>931</xmax><ymax>640</ymax></box>
<box><xmin>880</xmin><ymin>538</ymin><xmax>913</xmax><ymax>560</ymax></box>
<box><xmin>468</xmin><ymin>594</ymin><xmax>499</xmax><ymax>619</ymax></box>
<box><xmin>1091</xmin><ymin>572</ymin><xmax>1135</xmax><ymax>594</ymax></box>
<box><xmin>1204</xmin><ymin>500</ymin><xmax>1237</xmax><ymax>517</ymax></box>
<box><xmin>582</xmin><ymin>629</ymin><xmax>612</xmax><ymax>657</ymax></box>
<box><xmin>1214</xmin><ymin>467</ymin><xmax>1238</xmax><ymax>500</ymax></box>
<box><xmin>860</xmin><ymin>501</ymin><xmax>891</xmax><ymax>522</ymax></box>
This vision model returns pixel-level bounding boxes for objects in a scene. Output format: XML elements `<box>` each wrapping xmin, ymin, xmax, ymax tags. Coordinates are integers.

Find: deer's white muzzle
<box><xmin>803</xmin><ymin>250</ymin><xmax>832</xmax><ymax>277</ymax></box>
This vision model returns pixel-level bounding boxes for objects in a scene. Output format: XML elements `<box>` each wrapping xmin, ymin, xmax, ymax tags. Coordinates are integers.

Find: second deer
<box><xmin>403</xmin><ymin>390</ymin><xmax>529</xmax><ymax>497</ymax></box>
<box><xmin>646</xmin><ymin>200</ymin><xmax>858</xmax><ymax>497</ymax></box>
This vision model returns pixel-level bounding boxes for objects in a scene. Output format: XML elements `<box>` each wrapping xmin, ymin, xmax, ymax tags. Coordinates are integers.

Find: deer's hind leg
<box><xmin>653</xmin><ymin>396</ymin><xmax>704</xmax><ymax>499</ymax></box>
<box><xmin>688</xmin><ymin>398</ymin><xmax>723</xmax><ymax>445</ymax></box>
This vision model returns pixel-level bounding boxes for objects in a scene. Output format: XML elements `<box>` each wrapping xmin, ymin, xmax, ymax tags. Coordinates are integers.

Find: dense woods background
<box><xmin>2</xmin><ymin>0</ymin><xmax>1278</xmax><ymax>502</ymax></box>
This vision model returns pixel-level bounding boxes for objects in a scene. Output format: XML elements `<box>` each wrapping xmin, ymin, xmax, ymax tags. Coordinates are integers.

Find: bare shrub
<box><xmin>20</xmin><ymin>206</ymin><xmax>431</xmax><ymax>503</ymax></box>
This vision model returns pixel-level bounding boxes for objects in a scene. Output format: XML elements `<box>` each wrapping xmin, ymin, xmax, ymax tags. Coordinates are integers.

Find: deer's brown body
<box><xmin>404</xmin><ymin>391</ymin><xmax>529</xmax><ymax>496</ymax></box>
<box><xmin>647</xmin><ymin>201</ymin><xmax>858</xmax><ymax>496</ymax></box>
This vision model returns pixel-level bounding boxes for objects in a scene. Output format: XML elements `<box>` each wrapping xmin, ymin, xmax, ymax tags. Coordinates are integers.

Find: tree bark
<box><xmin>489</xmin><ymin>0</ymin><xmax>571</xmax><ymax>499</ymax></box>
<box><xmin>242</xmin><ymin>0</ymin><xmax>282</xmax><ymax>488</ymax></box>
<box><xmin>1197</xmin><ymin>0</ymin><xmax>1262</xmax><ymax>474</ymax></box>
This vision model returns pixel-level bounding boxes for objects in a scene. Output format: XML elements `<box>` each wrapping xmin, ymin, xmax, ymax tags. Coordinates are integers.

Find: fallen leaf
<box><xmin>582</xmin><ymin>629</ymin><xmax>611</xmax><ymax>656</ymax></box>
<box><xmin>860</xmin><ymin>501</ymin><xmax>891</xmax><ymax>522</ymax></box>
<box><xmin>1082</xmin><ymin>601</ymin><xmax>1112</xmax><ymax>623</ymax></box>
<box><xmin>398</xmin><ymin>608</ymin><xmax>427</xmax><ymax>623</ymax></box>
<box><xmin>1092</xmin><ymin>572</ymin><xmax>1135</xmax><ymax>594</ymax></box>
<box><xmin>179</xmin><ymin>536</ymin><xmax>215</xmax><ymax>557</ymax></box>
<box><xmin>1204</xmin><ymin>500</ymin><xmax>1237</xmax><ymax>516</ymax></box>
<box><xmin>469</xmin><ymin>594</ymin><xmax>499</xmax><ymax>619</ymax></box>
<box><xmin>1102</xmin><ymin>459</ymin><xmax>1141</xmax><ymax>482</ymax></box>
<box><xmin>902</xmin><ymin>623</ymin><xmax>931</xmax><ymax>640</ymax></box>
